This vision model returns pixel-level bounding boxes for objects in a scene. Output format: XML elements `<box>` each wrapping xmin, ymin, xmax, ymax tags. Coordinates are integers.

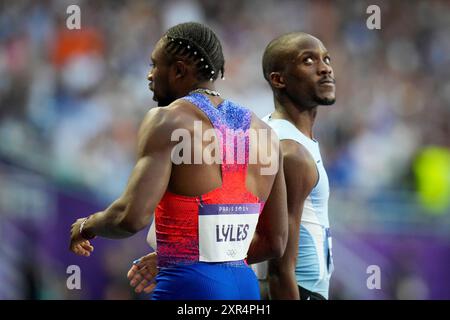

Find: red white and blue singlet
<box><xmin>151</xmin><ymin>92</ymin><xmax>264</xmax><ymax>300</ymax></box>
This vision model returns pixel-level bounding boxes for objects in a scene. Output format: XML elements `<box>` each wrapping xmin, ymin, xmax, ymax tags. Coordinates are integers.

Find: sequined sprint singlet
<box><xmin>151</xmin><ymin>92</ymin><xmax>264</xmax><ymax>300</ymax></box>
<box><xmin>155</xmin><ymin>92</ymin><xmax>265</xmax><ymax>268</ymax></box>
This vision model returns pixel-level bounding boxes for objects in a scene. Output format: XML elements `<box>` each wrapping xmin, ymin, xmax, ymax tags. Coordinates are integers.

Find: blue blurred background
<box><xmin>0</xmin><ymin>0</ymin><xmax>449</xmax><ymax>300</ymax></box>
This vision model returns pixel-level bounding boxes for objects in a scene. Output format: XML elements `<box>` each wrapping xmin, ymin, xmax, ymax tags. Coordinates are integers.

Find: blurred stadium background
<box><xmin>0</xmin><ymin>0</ymin><xmax>449</xmax><ymax>300</ymax></box>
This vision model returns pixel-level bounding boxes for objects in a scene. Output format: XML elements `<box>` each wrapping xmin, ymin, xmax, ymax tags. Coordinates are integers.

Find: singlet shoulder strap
<box><xmin>265</xmin><ymin>117</ymin><xmax>318</xmax><ymax>153</ymax></box>
<box><xmin>182</xmin><ymin>92</ymin><xmax>252</xmax><ymax>189</ymax></box>
<box><xmin>182</xmin><ymin>93</ymin><xmax>223</xmax><ymax>128</ymax></box>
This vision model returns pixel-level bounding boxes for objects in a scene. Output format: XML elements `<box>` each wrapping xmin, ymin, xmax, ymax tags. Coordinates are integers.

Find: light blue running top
<box><xmin>263</xmin><ymin>114</ymin><xmax>334</xmax><ymax>299</ymax></box>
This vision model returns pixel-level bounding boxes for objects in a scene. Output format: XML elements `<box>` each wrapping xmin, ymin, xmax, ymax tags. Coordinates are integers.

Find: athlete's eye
<box><xmin>304</xmin><ymin>57</ymin><xmax>313</xmax><ymax>65</ymax></box>
<box><xmin>324</xmin><ymin>56</ymin><xmax>331</xmax><ymax>65</ymax></box>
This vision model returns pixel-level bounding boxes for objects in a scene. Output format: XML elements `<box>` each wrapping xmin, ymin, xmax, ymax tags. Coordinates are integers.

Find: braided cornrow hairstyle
<box><xmin>163</xmin><ymin>22</ymin><xmax>225</xmax><ymax>82</ymax></box>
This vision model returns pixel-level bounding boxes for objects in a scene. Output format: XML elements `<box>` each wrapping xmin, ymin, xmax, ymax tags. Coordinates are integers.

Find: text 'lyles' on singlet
<box><xmin>154</xmin><ymin>92</ymin><xmax>265</xmax><ymax>268</ymax></box>
<box><xmin>262</xmin><ymin>114</ymin><xmax>333</xmax><ymax>299</ymax></box>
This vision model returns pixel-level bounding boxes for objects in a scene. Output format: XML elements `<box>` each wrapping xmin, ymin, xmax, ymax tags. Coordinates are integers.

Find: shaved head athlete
<box><xmin>261</xmin><ymin>32</ymin><xmax>336</xmax><ymax>300</ymax></box>
<box><xmin>69</xmin><ymin>22</ymin><xmax>288</xmax><ymax>300</ymax></box>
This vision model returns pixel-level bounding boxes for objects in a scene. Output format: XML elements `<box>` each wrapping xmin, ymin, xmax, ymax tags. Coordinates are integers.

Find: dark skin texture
<box><xmin>69</xmin><ymin>37</ymin><xmax>288</xmax><ymax>274</ymax></box>
<box><xmin>265</xmin><ymin>33</ymin><xmax>336</xmax><ymax>299</ymax></box>
<box><xmin>126</xmin><ymin>34</ymin><xmax>336</xmax><ymax>295</ymax></box>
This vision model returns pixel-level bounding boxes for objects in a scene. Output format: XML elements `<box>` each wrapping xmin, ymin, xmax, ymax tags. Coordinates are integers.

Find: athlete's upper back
<box><xmin>155</xmin><ymin>92</ymin><xmax>279</xmax><ymax>267</ymax></box>
<box><xmin>160</xmin><ymin>93</ymin><xmax>277</xmax><ymax>200</ymax></box>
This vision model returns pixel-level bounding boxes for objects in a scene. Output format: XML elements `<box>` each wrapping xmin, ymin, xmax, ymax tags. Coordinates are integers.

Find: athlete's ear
<box><xmin>269</xmin><ymin>72</ymin><xmax>285</xmax><ymax>89</ymax></box>
<box><xmin>174</xmin><ymin>60</ymin><xmax>188</xmax><ymax>79</ymax></box>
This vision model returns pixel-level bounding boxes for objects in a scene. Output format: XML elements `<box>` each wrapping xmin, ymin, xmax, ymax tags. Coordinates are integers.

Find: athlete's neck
<box><xmin>272</xmin><ymin>98</ymin><xmax>317</xmax><ymax>140</ymax></box>
<box><xmin>173</xmin><ymin>80</ymin><xmax>218</xmax><ymax>100</ymax></box>
<box><xmin>187</xmin><ymin>81</ymin><xmax>223</xmax><ymax>107</ymax></box>
<box><xmin>189</xmin><ymin>81</ymin><xmax>216</xmax><ymax>93</ymax></box>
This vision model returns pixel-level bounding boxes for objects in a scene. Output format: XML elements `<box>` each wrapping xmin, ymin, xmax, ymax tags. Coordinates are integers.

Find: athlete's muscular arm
<box><xmin>268</xmin><ymin>140</ymin><xmax>317</xmax><ymax>300</ymax></box>
<box><xmin>246</xmin><ymin>149</ymin><xmax>288</xmax><ymax>264</ymax></box>
<box><xmin>70</xmin><ymin>107</ymin><xmax>175</xmax><ymax>255</ymax></box>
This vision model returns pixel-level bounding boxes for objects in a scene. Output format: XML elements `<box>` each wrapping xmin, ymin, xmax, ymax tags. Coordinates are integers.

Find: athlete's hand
<box><xmin>127</xmin><ymin>252</ymin><xmax>158</xmax><ymax>293</ymax></box>
<box><xmin>69</xmin><ymin>218</ymin><xmax>94</xmax><ymax>257</ymax></box>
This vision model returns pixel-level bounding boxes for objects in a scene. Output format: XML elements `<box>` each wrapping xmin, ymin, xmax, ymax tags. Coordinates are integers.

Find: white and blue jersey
<box><xmin>263</xmin><ymin>115</ymin><xmax>334</xmax><ymax>299</ymax></box>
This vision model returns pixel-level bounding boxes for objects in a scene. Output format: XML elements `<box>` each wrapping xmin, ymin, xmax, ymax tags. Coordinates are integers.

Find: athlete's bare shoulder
<box><xmin>137</xmin><ymin>100</ymin><xmax>195</xmax><ymax>156</ymax></box>
<box><xmin>280</xmin><ymin>139</ymin><xmax>318</xmax><ymax>194</ymax></box>
<box><xmin>143</xmin><ymin>97</ymin><xmax>200</xmax><ymax>129</ymax></box>
<box><xmin>281</xmin><ymin>140</ymin><xmax>316</xmax><ymax>170</ymax></box>
<box><xmin>249</xmin><ymin>111</ymin><xmax>275</xmax><ymax>131</ymax></box>
<box><xmin>247</xmin><ymin>111</ymin><xmax>280</xmax><ymax>148</ymax></box>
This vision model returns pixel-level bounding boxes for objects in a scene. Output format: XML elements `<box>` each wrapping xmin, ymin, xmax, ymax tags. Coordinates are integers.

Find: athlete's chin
<box><xmin>156</xmin><ymin>96</ymin><xmax>174</xmax><ymax>107</ymax></box>
<box><xmin>315</xmin><ymin>94</ymin><xmax>336</xmax><ymax>106</ymax></box>
<box><xmin>319</xmin><ymin>98</ymin><xmax>336</xmax><ymax>106</ymax></box>
<box><xmin>152</xmin><ymin>94</ymin><xmax>164</xmax><ymax>106</ymax></box>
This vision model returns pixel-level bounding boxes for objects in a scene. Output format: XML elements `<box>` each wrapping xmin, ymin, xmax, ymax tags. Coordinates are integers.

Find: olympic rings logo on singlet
<box><xmin>198</xmin><ymin>203</ymin><xmax>260</xmax><ymax>262</ymax></box>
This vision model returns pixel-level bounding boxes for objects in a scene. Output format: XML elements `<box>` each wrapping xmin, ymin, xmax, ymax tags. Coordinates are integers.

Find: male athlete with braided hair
<box><xmin>150</xmin><ymin>22</ymin><xmax>226</xmax><ymax>106</ymax></box>
<box><xmin>69</xmin><ymin>22</ymin><xmax>288</xmax><ymax>300</ymax></box>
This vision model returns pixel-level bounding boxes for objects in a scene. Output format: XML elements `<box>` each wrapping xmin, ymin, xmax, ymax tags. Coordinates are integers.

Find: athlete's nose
<box><xmin>318</xmin><ymin>60</ymin><xmax>332</xmax><ymax>76</ymax></box>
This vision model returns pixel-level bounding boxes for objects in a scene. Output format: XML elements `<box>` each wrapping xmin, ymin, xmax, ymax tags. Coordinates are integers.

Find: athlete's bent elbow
<box><xmin>118</xmin><ymin>212</ymin><xmax>149</xmax><ymax>234</ymax></box>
